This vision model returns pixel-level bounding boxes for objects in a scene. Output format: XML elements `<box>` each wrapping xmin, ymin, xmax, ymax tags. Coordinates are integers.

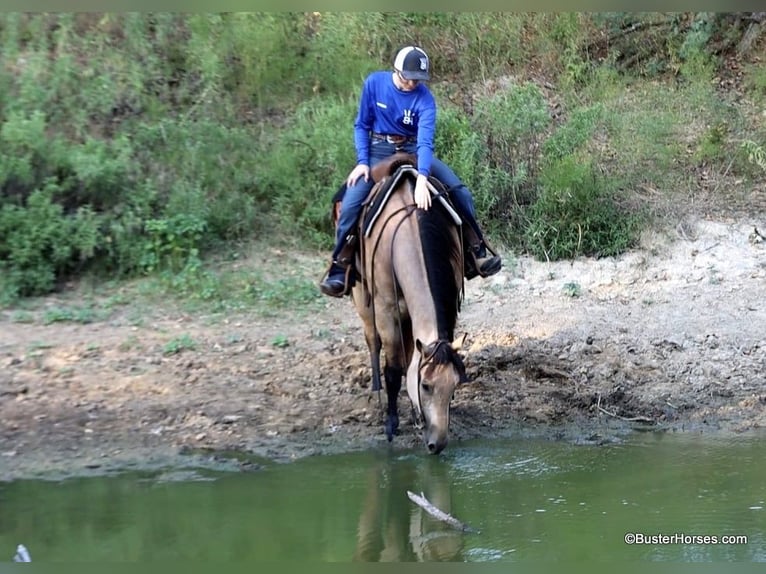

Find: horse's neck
<box><xmin>390</xmin><ymin>228</ymin><xmax>444</xmax><ymax>344</ymax></box>
<box><xmin>400</xmin><ymin>280</ymin><xmax>441</xmax><ymax>344</ymax></box>
<box><xmin>365</xmin><ymin>184</ymin><xmax>459</xmax><ymax>344</ymax></box>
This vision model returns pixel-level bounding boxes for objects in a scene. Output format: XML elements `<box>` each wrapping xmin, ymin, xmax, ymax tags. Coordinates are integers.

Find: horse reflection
<box><xmin>353</xmin><ymin>456</ymin><xmax>464</xmax><ymax>562</ymax></box>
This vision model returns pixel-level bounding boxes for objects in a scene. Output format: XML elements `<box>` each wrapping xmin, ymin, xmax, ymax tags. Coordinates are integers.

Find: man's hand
<box><xmin>414</xmin><ymin>174</ymin><xmax>431</xmax><ymax>210</ymax></box>
<box><xmin>346</xmin><ymin>164</ymin><xmax>370</xmax><ymax>188</ymax></box>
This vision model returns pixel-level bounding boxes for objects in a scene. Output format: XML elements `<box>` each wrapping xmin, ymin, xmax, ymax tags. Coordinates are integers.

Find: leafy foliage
<box><xmin>0</xmin><ymin>12</ymin><xmax>762</xmax><ymax>303</ymax></box>
<box><xmin>524</xmin><ymin>155</ymin><xmax>639</xmax><ymax>261</ymax></box>
<box><xmin>0</xmin><ymin>182</ymin><xmax>100</xmax><ymax>298</ymax></box>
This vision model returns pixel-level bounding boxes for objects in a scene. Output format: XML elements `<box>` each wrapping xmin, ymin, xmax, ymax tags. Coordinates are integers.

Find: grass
<box><xmin>27</xmin><ymin>341</ymin><xmax>55</xmax><ymax>351</ymax></box>
<box><xmin>118</xmin><ymin>335</ymin><xmax>142</xmax><ymax>352</ymax></box>
<box><xmin>562</xmin><ymin>282</ymin><xmax>582</xmax><ymax>298</ymax></box>
<box><xmin>41</xmin><ymin>305</ymin><xmax>101</xmax><ymax>325</ymax></box>
<box><xmin>0</xmin><ymin>240</ymin><xmax>329</xmax><ymax>333</ymax></box>
<box><xmin>271</xmin><ymin>334</ymin><xmax>290</xmax><ymax>348</ymax></box>
<box><xmin>9</xmin><ymin>310</ymin><xmax>35</xmax><ymax>323</ymax></box>
<box><xmin>163</xmin><ymin>333</ymin><xmax>196</xmax><ymax>355</ymax></box>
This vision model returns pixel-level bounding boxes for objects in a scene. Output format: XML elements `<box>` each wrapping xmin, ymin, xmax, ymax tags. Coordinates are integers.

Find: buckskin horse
<box><xmin>332</xmin><ymin>153</ymin><xmax>468</xmax><ymax>454</ymax></box>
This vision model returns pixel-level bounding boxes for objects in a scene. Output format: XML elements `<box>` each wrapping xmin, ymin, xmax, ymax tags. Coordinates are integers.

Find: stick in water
<box><xmin>406</xmin><ymin>490</ymin><xmax>478</xmax><ymax>533</ymax></box>
<box><xmin>14</xmin><ymin>544</ymin><xmax>31</xmax><ymax>562</ymax></box>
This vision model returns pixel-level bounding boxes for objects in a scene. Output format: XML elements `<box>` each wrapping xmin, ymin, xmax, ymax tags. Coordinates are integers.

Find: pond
<box><xmin>1</xmin><ymin>431</ymin><xmax>764</xmax><ymax>562</ymax></box>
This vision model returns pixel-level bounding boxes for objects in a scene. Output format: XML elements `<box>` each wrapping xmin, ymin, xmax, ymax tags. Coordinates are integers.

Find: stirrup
<box><xmin>465</xmin><ymin>242</ymin><xmax>501</xmax><ymax>279</ymax></box>
<box><xmin>476</xmin><ymin>254</ymin><xmax>502</xmax><ymax>277</ymax></box>
<box><xmin>319</xmin><ymin>262</ymin><xmax>351</xmax><ymax>297</ymax></box>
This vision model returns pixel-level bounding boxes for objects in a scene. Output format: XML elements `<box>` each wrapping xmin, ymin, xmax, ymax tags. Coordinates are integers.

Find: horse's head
<box><xmin>407</xmin><ymin>338</ymin><xmax>468</xmax><ymax>454</ymax></box>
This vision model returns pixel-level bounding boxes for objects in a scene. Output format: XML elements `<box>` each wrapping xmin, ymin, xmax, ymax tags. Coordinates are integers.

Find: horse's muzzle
<box><xmin>426</xmin><ymin>435</ymin><xmax>448</xmax><ymax>455</ymax></box>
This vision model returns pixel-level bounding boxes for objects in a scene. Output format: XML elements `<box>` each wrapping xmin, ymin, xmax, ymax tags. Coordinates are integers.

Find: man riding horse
<box><xmin>319</xmin><ymin>46</ymin><xmax>501</xmax><ymax>297</ymax></box>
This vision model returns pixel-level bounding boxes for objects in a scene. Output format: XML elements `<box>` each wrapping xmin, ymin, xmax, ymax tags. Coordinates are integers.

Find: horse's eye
<box><xmin>421</xmin><ymin>381</ymin><xmax>432</xmax><ymax>393</ymax></box>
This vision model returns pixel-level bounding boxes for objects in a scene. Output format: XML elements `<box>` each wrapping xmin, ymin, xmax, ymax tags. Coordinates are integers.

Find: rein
<box><xmin>367</xmin><ymin>200</ymin><xmax>418</xmax><ymax>397</ymax></box>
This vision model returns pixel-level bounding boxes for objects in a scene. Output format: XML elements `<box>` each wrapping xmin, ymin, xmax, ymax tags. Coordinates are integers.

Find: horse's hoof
<box><xmin>385</xmin><ymin>416</ymin><xmax>399</xmax><ymax>441</ymax></box>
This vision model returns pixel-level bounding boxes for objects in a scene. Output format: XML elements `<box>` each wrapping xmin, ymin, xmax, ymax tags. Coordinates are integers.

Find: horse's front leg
<box><xmin>383</xmin><ymin>365</ymin><xmax>403</xmax><ymax>441</ymax></box>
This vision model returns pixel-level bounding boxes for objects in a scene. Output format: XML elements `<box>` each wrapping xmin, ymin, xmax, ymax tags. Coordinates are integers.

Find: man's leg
<box><xmin>319</xmin><ymin>177</ymin><xmax>375</xmax><ymax>297</ymax></box>
<box><xmin>428</xmin><ymin>158</ymin><xmax>482</xmax><ymax>239</ymax></box>
<box><xmin>429</xmin><ymin>158</ymin><xmax>502</xmax><ymax>277</ymax></box>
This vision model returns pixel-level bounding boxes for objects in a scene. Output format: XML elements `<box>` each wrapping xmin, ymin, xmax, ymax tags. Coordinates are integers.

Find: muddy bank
<box><xmin>2</xmin><ymin>217</ymin><xmax>766</xmax><ymax>481</ymax></box>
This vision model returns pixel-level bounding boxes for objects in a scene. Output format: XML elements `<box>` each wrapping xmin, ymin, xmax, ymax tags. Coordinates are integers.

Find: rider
<box><xmin>319</xmin><ymin>46</ymin><xmax>502</xmax><ymax>297</ymax></box>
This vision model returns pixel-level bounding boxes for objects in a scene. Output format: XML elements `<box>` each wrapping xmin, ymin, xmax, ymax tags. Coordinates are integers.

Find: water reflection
<box><xmin>353</xmin><ymin>455</ymin><xmax>464</xmax><ymax>562</ymax></box>
<box><xmin>1</xmin><ymin>433</ymin><xmax>765</xmax><ymax>561</ymax></box>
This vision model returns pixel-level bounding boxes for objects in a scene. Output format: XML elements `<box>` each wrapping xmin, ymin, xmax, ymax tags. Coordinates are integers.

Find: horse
<box><xmin>336</xmin><ymin>153</ymin><xmax>468</xmax><ymax>454</ymax></box>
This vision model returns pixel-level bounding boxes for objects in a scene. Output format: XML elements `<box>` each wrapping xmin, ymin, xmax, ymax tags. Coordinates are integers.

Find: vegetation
<box><xmin>1</xmin><ymin>12</ymin><xmax>765</xmax><ymax>305</ymax></box>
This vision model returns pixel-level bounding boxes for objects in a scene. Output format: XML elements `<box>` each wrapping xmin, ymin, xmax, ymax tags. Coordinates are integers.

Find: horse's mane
<box><xmin>426</xmin><ymin>339</ymin><xmax>466</xmax><ymax>373</ymax></box>
<box><xmin>415</xmin><ymin>181</ymin><xmax>463</xmax><ymax>341</ymax></box>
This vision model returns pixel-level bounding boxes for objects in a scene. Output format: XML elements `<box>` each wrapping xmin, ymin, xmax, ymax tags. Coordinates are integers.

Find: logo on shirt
<box><xmin>402</xmin><ymin>109</ymin><xmax>414</xmax><ymax>126</ymax></box>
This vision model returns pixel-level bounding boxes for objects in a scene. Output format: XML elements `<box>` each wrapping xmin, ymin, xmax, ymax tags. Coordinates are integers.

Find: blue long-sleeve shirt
<box><xmin>353</xmin><ymin>70</ymin><xmax>436</xmax><ymax>177</ymax></box>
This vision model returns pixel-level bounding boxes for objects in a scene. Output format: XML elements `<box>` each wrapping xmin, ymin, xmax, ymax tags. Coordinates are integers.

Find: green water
<box><xmin>1</xmin><ymin>432</ymin><xmax>764</xmax><ymax>562</ymax></box>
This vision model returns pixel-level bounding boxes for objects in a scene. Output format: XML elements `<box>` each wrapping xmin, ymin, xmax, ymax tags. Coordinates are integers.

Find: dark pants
<box><xmin>332</xmin><ymin>140</ymin><xmax>484</xmax><ymax>261</ymax></box>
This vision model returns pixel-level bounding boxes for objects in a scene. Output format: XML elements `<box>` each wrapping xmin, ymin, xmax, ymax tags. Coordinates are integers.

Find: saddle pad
<box><xmin>362</xmin><ymin>167</ymin><xmax>462</xmax><ymax>238</ymax></box>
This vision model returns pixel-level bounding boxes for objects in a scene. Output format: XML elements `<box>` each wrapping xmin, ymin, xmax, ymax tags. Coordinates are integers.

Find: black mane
<box><xmin>416</xmin><ymin>186</ymin><xmax>463</xmax><ymax>341</ymax></box>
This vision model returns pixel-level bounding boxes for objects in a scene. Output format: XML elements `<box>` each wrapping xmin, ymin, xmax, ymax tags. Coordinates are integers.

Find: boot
<box><xmin>474</xmin><ymin>243</ymin><xmax>502</xmax><ymax>277</ymax></box>
<box><xmin>319</xmin><ymin>262</ymin><xmax>347</xmax><ymax>297</ymax></box>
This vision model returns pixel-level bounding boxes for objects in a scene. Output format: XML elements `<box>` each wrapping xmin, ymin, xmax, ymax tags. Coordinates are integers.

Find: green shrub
<box><xmin>542</xmin><ymin>104</ymin><xmax>605</xmax><ymax>161</ymax></box>
<box><xmin>433</xmin><ymin>104</ymin><xmax>487</xmax><ymax>200</ymax></box>
<box><xmin>548</xmin><ymin>13</ymin><xmax>592</xmax><ymax>86</ymax></box>
<box><xmin>252</xmin><ymin>95</ymin><xmax>357</xmax><ymax>248</ymax></box>
<box><xmin>0</xmin><ymin>12</ymin><xmax>762</xmax><ymax>303</ymax></box>
<box><xmin>524</xmin><ymin>155</ymin><xmax>638</xmax><ymax>261</ymax></box>
<box><xmin>140</xmin><ymin>213</ymin><xmax>207</xmax><ymax>274</ymax></box>
<box><xmin>470</xmin><ymin>81</ymin><xmax>551</xmax><ymax>242</ymax></box>
<box><xmin>0</xmin><ymin>180</ymin><xmax>101</xmax><ymax>298</ymax></box>
<box><xmin>0</xmin><ymin>109</ymin><xmax>49</xmax><ymax>188</ymax></box>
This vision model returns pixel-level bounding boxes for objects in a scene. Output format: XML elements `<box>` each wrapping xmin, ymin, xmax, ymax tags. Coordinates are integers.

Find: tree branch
<box><xmin>406</xmin><ymin>491</ymin><xmax>479</xmax><ymax>533</ymax></box>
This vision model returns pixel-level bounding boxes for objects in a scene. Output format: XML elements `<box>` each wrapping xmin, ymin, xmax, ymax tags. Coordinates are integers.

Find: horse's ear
<box><xmin>455</xmin><ymin>354</ymin><xmax>470</xmax><ymax>384</ymax></box>
<box><xmin>452</xmin><ymin>332</ymin><xmax>468</xmax><ymax>352</ymax></box>
<box><xmin>451</xmin><ymin>334</ymin><xmax>469</xmax><ymax>384</ymax></box>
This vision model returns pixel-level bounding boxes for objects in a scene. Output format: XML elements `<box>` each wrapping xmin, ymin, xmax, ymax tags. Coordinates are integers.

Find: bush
<box><xmin>524</xmin><ymin>155</ymin><xmax>638</xmax><ymax>260</ymax></box>
<box><xmin>469</xmin><ymin>82</ymin><xmax>551</xmax><ymax>243</ymax></box>
<box><xmin>0</xmin><ymin>180</ymin><xmax>101</xmax><ymax>298</ymax></box>
<box><xmin>252</xmin><ymin>96</ymin><xmax>358</xmax><ymax>248</ymax></box>
<box><xmin>542</xmin><ymin>104</ymin><xmax>605</xmax><ymax>161</ymax></box>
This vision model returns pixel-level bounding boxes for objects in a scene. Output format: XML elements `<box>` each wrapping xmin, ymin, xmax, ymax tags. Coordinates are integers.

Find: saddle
<box><xmin>362</xmin><ymin>160</ymin><xmax>461</xmax><ymax>239</ymax></box>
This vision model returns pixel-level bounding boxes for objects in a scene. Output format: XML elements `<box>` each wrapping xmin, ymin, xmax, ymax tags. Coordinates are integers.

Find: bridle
<box><xmin>413</xmin><ymin>339</ymin><xmax>453</xmax><ymax>428</ymax></box>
